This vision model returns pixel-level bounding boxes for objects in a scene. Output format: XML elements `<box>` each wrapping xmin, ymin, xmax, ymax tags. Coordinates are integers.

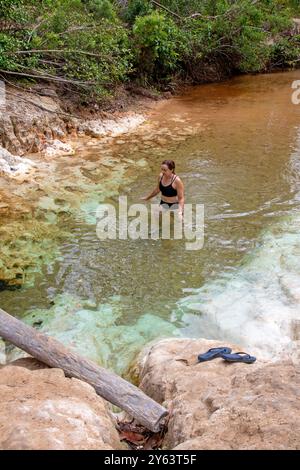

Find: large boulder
<box><xmin>78</xmin><ymin>114</ymin><xmax>145</xmax><ymax>138</ymax></box>
<box><xmin>0</xmin><ymin>362</ymin><xmax>125</xmax><ymax>450</ymax></box>
<box><xmin>136</xmin><ymin>338</ymin><xmax>300</xmax><ymax>450</ymax></box>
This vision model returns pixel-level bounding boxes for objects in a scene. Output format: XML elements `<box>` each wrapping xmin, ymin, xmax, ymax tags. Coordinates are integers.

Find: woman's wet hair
<box><xmin>161</xmin><ymin>160</ymin><xmax>175</xmax><ymax>173</ymax></box>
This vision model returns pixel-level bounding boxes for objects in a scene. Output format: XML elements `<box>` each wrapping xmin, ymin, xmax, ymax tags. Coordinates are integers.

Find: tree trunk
<box><xmin>0</xmin><ymin>308</ymin><xmax>168</xmax><ymax>432</ymax></box>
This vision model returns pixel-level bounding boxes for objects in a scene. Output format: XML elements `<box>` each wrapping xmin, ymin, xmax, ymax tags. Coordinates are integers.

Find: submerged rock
<box><xmin>0</xmin><ymin>364</ymin><xmax>124</xmax><ymax>450</ymax></box>
<box><xmin>137</xmin><ymin>338</ymin><xmax>300</xmax><ymax>450</ymax></box>
<box><xmin>0</xmin><ymin>218</ymin><xmax>67</xmax><ymax>289</ymax></box>
<box><xmin>11</xmin><ymin>293</ymin><xmax>179</xmax><ymax>376</ymax></box>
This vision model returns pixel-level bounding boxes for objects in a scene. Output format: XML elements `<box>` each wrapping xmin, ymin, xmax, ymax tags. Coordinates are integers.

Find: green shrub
<box><xmin>132</xmin><ymin>11</ymin><xmax>182</xmax><ymax>81</ymax></box>
<box><xmin>177</xmin><ymin>0</ymin><xmax>296</xmax><ymax>79</ymax></box>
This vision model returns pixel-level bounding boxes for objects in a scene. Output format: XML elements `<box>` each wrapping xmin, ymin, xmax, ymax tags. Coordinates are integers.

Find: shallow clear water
<box><xmin>1</xmin><ymin>71</ymin><xmax>300</xmax><ymax>372</ymax></box>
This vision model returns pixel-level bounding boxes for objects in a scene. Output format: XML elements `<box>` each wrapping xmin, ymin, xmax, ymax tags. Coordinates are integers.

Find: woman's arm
<box><xmin>141</xmin><ymin>175</ymin><xmax>161</xmax><ymax>201</ymax></box>
<box><xmin>175</xmin><ymin>178</ymin><xmax>184</xmax><ymax>215</ymax></box>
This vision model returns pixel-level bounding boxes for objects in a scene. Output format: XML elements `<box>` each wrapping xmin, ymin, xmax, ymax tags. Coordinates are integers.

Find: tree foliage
<box><xmin>0</xmin><ymin>0</ymin><xmax>132</xmax><ymax>100</ymax></box>
<box><xmin>0</xmin><ymin>0</ymin><xmax>299</xmax><ymax>98</ymax></box>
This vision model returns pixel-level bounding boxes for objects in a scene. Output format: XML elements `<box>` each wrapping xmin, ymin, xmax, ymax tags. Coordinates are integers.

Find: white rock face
<box><xmin>0</xmin><ymin>146</ymin><xmax>34</xmax><ymax>177</ymax></box>
<box><xmin>80</xmin><ymin>114</ymin><xmax>145</xmax><ymax>138</ymax></box>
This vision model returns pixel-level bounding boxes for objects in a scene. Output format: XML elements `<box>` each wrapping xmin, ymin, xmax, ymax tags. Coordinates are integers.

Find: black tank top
<box><xmin>159</xmin><ymin>175</ymin><xmax>178</xmax><ymax>197</ymax></box>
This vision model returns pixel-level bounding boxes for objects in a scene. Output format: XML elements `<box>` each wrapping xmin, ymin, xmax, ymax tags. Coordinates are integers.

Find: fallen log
<box><xmin>0</xmin><ymin>308</ymin><xmax>168</xmax><ymax>432</ymax></box>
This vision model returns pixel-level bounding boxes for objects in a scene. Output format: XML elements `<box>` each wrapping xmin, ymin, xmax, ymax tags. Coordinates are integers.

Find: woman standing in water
<box><xmin>141</xmin><ymin>160</ymin><xmax>184</xmax><ymax>218</ymax></box>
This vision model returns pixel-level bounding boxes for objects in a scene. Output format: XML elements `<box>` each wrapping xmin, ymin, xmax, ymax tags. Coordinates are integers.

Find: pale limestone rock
<box><xmin>0</xmin><ymin>365</ymin><xmax>125</xmax><ymax>450</ymax></box>
<box><xmin>137</xmin><ymin>338</ymin><xmax>300</xmax><ymax>450</ymax></box>
<box><xmin>0</xmin><ymin>146</ymin><xmax>34</xmax><ymax>177</ymax></box>
<box><xmin>80</xmin><ymin>114</ymin><xmax>145</xmax><ymax>138</ymax></box>
<box><xmin>42</xmin><ymin>140</ymin><xmax>75</xmax><ymax>157</ymax></box>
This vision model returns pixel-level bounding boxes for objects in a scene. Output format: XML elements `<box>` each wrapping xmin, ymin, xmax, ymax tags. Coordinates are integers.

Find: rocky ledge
<box><xmin>0</xmin><ymin>146</ymin><xmax>35</xmax><ymax>179</ymax></box>
<box><xmin>135</xmin><ymin>338</ymin><xmax>300</xmax><ymax>450</ymax></box>
<box><xmin>0</xmin><ymin>84</ymin><xmax>150</xmax><ymax>158</ymax></box>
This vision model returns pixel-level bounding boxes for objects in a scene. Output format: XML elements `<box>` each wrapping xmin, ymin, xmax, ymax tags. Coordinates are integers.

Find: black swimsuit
<box><xmin>159</xmin><ymin>175</ymin><xmax>178</xmax><ymax>208</ymax></box>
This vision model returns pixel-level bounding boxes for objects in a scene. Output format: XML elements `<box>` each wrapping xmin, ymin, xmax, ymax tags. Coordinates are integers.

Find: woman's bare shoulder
<box><xmin>174</xmin><ymin>175</ymin><xmax>183</xmax><ymax>184</ymax></box>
